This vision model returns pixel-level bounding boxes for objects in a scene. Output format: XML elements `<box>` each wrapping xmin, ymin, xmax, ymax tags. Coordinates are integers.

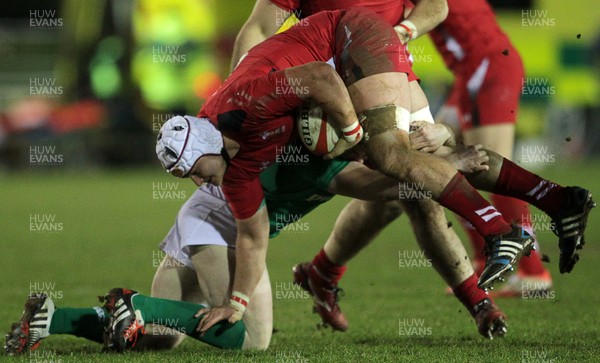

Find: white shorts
<box><xmin>159</xmin><ymin>184</ymin><xmax>237</xmax><ymax>269</ymax></box>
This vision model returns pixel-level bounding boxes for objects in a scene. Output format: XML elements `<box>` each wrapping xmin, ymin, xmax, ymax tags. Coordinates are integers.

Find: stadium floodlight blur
<box><xmin>1</xmin><ymin>0</ymin><xmax>599</xmax><ymax>172</ymax></box>
<box><xmin>0</xmin><ymin>0</ymin><xmax>228</xmax><ymax>170</ymax></box>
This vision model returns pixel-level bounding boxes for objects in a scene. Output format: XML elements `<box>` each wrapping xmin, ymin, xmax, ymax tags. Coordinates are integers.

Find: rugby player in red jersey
<box><xmin>421</xmin><ymin>0</ymin><xmax>553</xmax><ymax>296</ymax></box>
<box><xmin>235</xmin><ymin>0</ymin><xmax>504</xmax><ymax>333</ymax></box>
<box><xmin>231</xmin><ymin>0</ymin><xmax>593</xmax><ymax>332</ymax></box>
<box><xmin>237</xmin><ymin>0</ymin><xmax>472</xmax><ymax>332</ymax></box>
<box><xmin>153</xmin><ymin>9</ymin><xmax>593</xmax><ymax>335</ymax></box>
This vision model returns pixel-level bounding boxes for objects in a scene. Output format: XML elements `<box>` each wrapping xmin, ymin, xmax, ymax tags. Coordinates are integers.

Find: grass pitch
<box><xmin>1</xmin><ymin>162</ymin><xmax>600</xmax><ymax>362</ymax></box>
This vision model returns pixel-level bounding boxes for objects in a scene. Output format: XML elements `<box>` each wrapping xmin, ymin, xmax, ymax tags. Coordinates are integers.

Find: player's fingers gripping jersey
<box><xmin>160</xmin><ymin>153</ymin><xmax>349</xmax><ymax>269</ymax></box>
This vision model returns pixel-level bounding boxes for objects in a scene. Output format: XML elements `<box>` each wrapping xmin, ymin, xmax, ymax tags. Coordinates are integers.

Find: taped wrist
<box><xmin>359</xmin><ymin>105</ymin><xmax>411</xmax><ymax>142</ymax></box>
<box><xmin>341</xmin><ymin>120</ymin><xmax>363</xmax><ymax>142</ymax></box>
<box><xmin>394</xmin><ymin>20</ymin><xmax>418</xmax><ymax>43</ymax></box>
<box><xmin>229</xmin><ymin>291</ymin><xmax>249</xmax><ymax>315</ymax></box>
<box><xmin>399</xmin><ymin>20</ymin><xmax>418</xmax><ymax>40</ymax></box>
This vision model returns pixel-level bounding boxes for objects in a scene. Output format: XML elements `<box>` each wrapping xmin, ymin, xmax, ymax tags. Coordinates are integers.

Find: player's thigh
<box><xmin>189</xmin><ymin>245</ymin><xmax>273</xmax><ymax>350</ymax></box>
<box><xmin>189</xmin><ymin>245</ymin><xmax>233</xmax><ymax>307</ymax></box>
<box><xmin>151</xmin><ymin>255</ymin><xmax>203</xmax><ymax>301</ymax></box>
<box><xmin>476</xmin><ymin>52</ymin><xmax>523</xmax><ymax>127</ymax></box>
<box><xmin>137</xmin><ymin>256</ymin><xmax>201</xmax><ymax>350</ymax></box>
<box><xmin>335</xmin><ymin>9</ymin><xmax>411</xmax><ymax>113</ymax></box>
<box><xmin>464</xmin><ymin>55</ymin><xmax>523</xmax><ymax>157</ymax></box>
<box><xmin>347</xmin><ymin>72</ymin><xmax>410</xmax><ymax>113</ymax></box>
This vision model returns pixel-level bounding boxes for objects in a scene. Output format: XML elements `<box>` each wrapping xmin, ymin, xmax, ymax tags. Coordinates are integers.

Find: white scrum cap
<box><xmin>156</xmin><ymin>115</ymin><xmax>223</xmax><ymax>177</ymax></box>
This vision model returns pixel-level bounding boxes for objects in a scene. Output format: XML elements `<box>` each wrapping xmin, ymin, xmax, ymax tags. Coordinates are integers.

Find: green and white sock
<box><xmin>131</xmin><ymin>294</ymin><xmax>245</xmax><ymax>350</ymax></box>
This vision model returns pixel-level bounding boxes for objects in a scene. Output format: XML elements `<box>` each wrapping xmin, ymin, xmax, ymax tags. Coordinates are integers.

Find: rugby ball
<box><xmin>296</xmin><ymin>100</ymin><xmax>341</xmax><ymax>156</ymax></box>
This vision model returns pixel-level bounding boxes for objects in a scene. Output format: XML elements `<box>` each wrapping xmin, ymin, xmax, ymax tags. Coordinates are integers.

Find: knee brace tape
<box><xmin>409</xmin><ymin>106</ymin><xmax>434</xmax><ymax>124</ymax></box>
<box><xmin>359</xmin><ymin>105</ymin><xmax>411</xmax><ymax>141</ymax></box>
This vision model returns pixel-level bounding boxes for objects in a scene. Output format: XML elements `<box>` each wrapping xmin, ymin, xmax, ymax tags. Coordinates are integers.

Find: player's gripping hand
<box><xmin>324</xmin><ymin>120</ymin><xmax>363</xmax><ymax>160</ymax></box>
<box><xmin>410</xmin><ymin>121</ymin><xmax>456</xmax><ymax>152</ymax></box>
<box><xmin>195</xmin><ymin>305</ymin><xmax>243</xmax><ymax>335</ymax></box>
<box><xmin>444</xmin><ymin>144</ymin><xmax>490</xmax><ymax>174</ymax></box>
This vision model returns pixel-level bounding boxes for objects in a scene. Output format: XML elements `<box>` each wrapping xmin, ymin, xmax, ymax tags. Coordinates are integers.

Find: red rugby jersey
<box><xmin>428</xmin><ymin>0</ymin><xmax>515</xmax><ymax>73</ymax></box>
<box><xmin>199</xmin><ymin>11</ymin><xmax>341</xmax><ymax>219</ymax></box>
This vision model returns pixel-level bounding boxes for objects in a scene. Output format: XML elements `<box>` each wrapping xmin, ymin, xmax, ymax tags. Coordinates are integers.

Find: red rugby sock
<box><xmin>452</xmin><ymin>274</ymin><xmax>490</xmax><ymax>317</ymax></box>
<box><xmin>493</xmin><ymin>158</ymin><xmax>567</xmax><ymax>215</ymax></box>
<box><xmin>312</xmin><ymin>248</ymin><xmax>347</xmax><ymax>284</ymax></box>
<box><xmin>437</xmin><ymin>173</ymin><xmax>511</xmax><ymax>237</ymax></box>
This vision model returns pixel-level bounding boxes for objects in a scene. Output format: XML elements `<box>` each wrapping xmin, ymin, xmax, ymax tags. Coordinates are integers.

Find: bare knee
<box><xmin>242</xmin><ymin>334</ymin><xmax>270</xmax><ymax>351</ymax></box>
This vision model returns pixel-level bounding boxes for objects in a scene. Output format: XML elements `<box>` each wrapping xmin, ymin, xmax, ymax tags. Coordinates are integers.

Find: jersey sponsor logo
<box><xmin>260</xmin><ymin>125</ymin><xmax>287</xmax><ymax>140</ymax></box>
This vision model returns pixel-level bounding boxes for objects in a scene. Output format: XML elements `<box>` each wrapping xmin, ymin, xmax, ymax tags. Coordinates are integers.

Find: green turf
<box><xmin>2</xmin><ymin>162</ymin><xmax>600</xmax><ymax>362</ymax></box>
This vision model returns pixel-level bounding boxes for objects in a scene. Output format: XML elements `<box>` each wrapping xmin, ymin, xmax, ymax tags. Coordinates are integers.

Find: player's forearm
<box><xmin>398</xmin><ymin>0</ymin><xmax>448</xmax><ymax>41</ymax></box>
<box><xmin>231</xmin><ymin>207</ymin><xmax>270</xmax><ymax>302</ymax></box>
<box><xmin>411</xmin><ymin>0</ymin><xmax>448</xmax><ymax>35</ymax></box>
<box><xmin>232</xmin><ymin>236</ymin><xmax>268</xmax><ymax>299</ymax></box>
<box><xmin>285</xmin><ymin>62</ymin><xmax>357</xmax><ymax>131</ymax></box>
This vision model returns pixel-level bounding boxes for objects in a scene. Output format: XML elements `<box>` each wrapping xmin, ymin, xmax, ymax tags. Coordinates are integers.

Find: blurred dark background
<box><xmin>0</xmin><ymin>0</ymin><xmax>598</xmax><ymax>172</ymax></box>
